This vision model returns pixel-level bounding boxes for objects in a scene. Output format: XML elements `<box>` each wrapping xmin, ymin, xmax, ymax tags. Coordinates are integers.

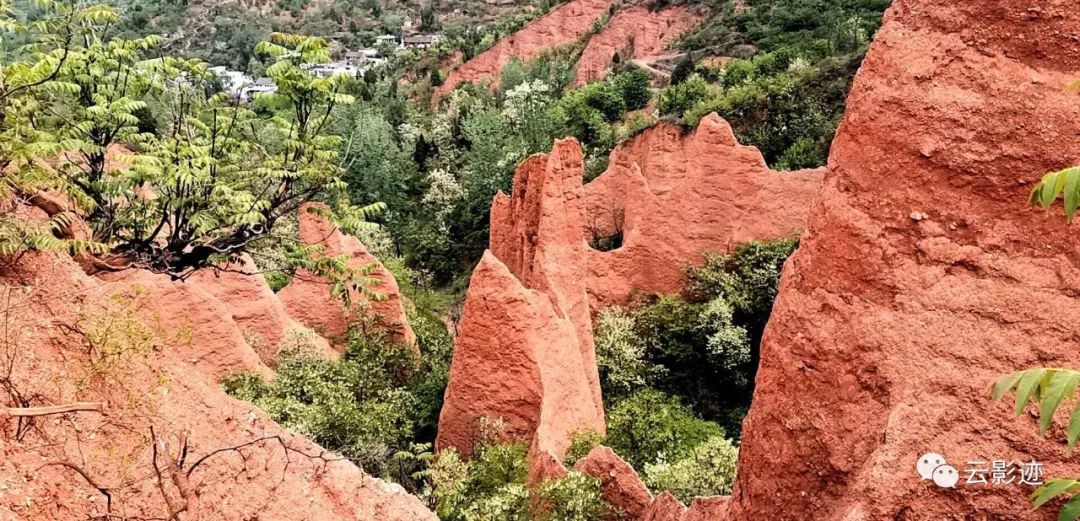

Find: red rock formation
<box><xmin>97</xmin><ymin>268</ymin><xmax>272</xmax><ymax>381</ymax></box>
<box><xmin>682</xmin><ymin>496</ymin><xmax>729</xmax><ymax>521</ymax></box>
<box><xmin>189</xmin><ymin>254</ymin><xmax>335</xmax><ymax>365</ymax></box>
<box><xmin>574</xmin><ymin>5</ymin><xmax>702</xmax><ymax>85</ymax></box>
<box><xmin>584</xmin><ymin>114</ymin><xmax>823</xmax><ymax>309</ymax></box>
<box><xmin>277</xmin><ymin>203</ymin><xmax>416</xmax><ymax>352</ymax></box>
<box><xmin>437</xmin><ymin>0</ymin><xmax>614</xmax><ymax>95</ymax></box>
<box><xmin>574</xmin><ymin>445</ymin><xmax>653</xmax><ymax>519</ymax></box>
<box><xmin>0</xmin><ymin>244</ymin><xmax>434</xmax><ymax>520</ymax></box>
<box><xmin>729</xmin><ymin>0</ymin><xmax>1080</xmax><ymax>519</ymax></box>
<box><xmin>438</xmin><ymin>140</ymin><xmax>605</xmax><ymax>464</ymax></box>
<box><xmin>643</xmin><ymin>492</ymin><xmax>686</xmax><ymax>521</ymax></box>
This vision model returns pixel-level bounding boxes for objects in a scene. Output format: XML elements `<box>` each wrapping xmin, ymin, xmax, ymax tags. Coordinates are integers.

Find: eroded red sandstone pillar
<box><xmin>730</xmin><ymin>1</ymin><xmax>1080</xmax><ymax>518</ymax></box>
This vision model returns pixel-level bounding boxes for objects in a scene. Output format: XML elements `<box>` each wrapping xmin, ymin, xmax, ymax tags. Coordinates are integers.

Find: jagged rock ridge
<box><xmin>584</xmin><ymin>114</ymin><xmax>822</xmax><ymax>310</ymax></box>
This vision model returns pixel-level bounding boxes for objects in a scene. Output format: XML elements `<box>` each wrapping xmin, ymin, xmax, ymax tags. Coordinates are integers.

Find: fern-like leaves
<box><xmin>994</xmin><ymin>368</ymin><xmax>1080</xmax><ymax>521</ymax></box>
<box><xmin>1030</xmin><ymin>167</ymin><xmax>1080</xmax><ymax>220</ymax></box>
<box><xmin>993</xmin><ymin>368</ymin><xmax>1080</xmax><ymax>444</ymax></box>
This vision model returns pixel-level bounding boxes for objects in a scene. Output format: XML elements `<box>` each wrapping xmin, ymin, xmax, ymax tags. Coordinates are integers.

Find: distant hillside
<box><xmin>103</xmin><ymin>0</ymin><xmax>544</xmax><ymax>71</ymax></box>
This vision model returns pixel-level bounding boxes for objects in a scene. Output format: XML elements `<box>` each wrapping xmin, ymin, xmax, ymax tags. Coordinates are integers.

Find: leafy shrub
<box><xmin>614</xmin><ymin>68</ymin><xmax>652</xmax><ymax>112</ymax></box>
<box><xmin>221</xmin><ymin>334</ymin><xmax>422</xmax><ymax>479</ymax></box>
<box><xmin>594</xmin><ymin>307</ymin><xmax>663</xmax><ymax>401</ymax></box>
<box><xmin>633</xmin><ymin>294</ymin><xmax>751</xmax><ymax>426</ymax></box>
<box><xmin>592</xmin><ymin>238</ymin><xmax>798</xmax><ymax>437</ymax></box>
<box><xmin>643</xmin><ymin>436</ymin><xmax>738</xmax><ymax>502</ymax></box>
<box><xmin>535</xmin><ymin>470</ymin><xmax>611</xmax><ymax>521</ymax></box>
<box><xmin>686</xmin><ymin>236</ymin><xmax>799</xmax><ymax>331</ymax></box>
<box><xmin>430</xmin><ymin>442</ymin><xmax>611</xmax><ymax>521</ymax></box>
<box><xmin>564</xmin><ymin>429</ymin><xmax>606</xmax><ymax>466</ymax></box>
<box><xmin>605</xmin><ymin>389</ymin><xmax>724</xmax><ymax>469</ymax></box>
<box><xmin>658</xmin><ymin>74</ymin><xmax>709</xmax><ymax>117</ymax></box>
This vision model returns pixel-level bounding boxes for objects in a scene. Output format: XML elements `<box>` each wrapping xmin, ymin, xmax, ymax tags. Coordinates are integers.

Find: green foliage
<box><xmin>593</xmin><ymin>238</ymin><xmax>797</xmax><ymax>437</ymax></box>
<box><xmin>1030</xmin><ymin>166</ymin><xmax>1080</xmax><ymax>221</ymax></box>
<box><xmin>678</xmin><ymin>0</ymin><xmax>889</xmax><ymax>57</ymax></box>
<box><xmin>643</xmin><ymin>436</ymin><xmax>738</xmax><ymax>502</ymax></box>
<box><xmin>564</xmin><ymin>429</ymin><xmax>606</xmax><ymax>466</ymax></box>
<box><xmin>687</xmin><ymin>236</ymin><xmax>799</xmax><ymax>331</ymax></box>
<box><xmin>226</xmin><ymin>338</ymin><xmax>418</xmax><ymax>472</ymax></box>
<box><xmin>594</xmin><ymin>307</ymin><xmax>663</xmax><ymax>401</ymax></box>
<box><xmin>534</xmin><ymin>470</ymin><xmax>610</xmax><ymax>521</ymax></box>
<box><xmin>0</xmin><ymin>0</ymin><xmax>114</xmax><ymax>259</ymax></box>
<box><xmin>658</xmin><ymin>74</ymin><xmax>709</xmax><ymax>118</ymax></box>
<box><xmin>0</xmin><ymin>7</ymin><xmax>380</xmax><ymax>277</ymax></box>
<box><xmin>683</xmin><ymin>51</ymin><xmax>859</xmax><ymax>169</ymax></box>
<box><xmin>613</xmin><ymin>67</ymin><xmax>652</xmax><ymax>112</ymax></box>
<box><xmin>993</xmin><ymin>368</ymin><xmax>1080</xmax><ymax>520</ymax></box>
<box><xmin>605</xmin><ymin>389</ymin><xmax>724</xmax><ymax>470</ymax></box>
<box><xmin>430</xmin><ymin>442</ymin><xmax>610</xmax><ymax>521</ymax></box>
<box><xmin>993</xmin><ymin>368</ymin><xmax>1080</xmax><ymax>444</ymax></box>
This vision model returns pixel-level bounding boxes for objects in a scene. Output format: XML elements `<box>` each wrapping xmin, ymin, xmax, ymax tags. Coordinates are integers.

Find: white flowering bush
<box><xmin>422</xmin><ymin>168</ymin><xmax>466</xmax><ymax>231</ymax></box>
<box><xmin>594</xmin><ymin>307</ymin><xmax>660</xmax><ymax>399</ymax></box>
<box><xmin>643</xmin><ymin>436</ymin><xmax>739</xmax><ymax>502</ymax></box>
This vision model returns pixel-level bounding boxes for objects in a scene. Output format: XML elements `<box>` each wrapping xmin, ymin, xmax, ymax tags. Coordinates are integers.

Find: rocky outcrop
<box><xmin>278</xmin><ymin>203</ymin><xmax>416</xmax><ymax>352</ymax></box>
<box><xmin>643</xmin><ymin>492</ymin><xmax>687</xmax><ymax>521</ymax></box>
<box><xmin>0</xmin><ymin>237</ymin><xmax>434</xmax><ymax>520</ymax></box>
<box><xmin>729</xmin><ymin>0</ymin><xmax>1080</xmax><ymax>519</ymax></box>
<box><xmin>584</xmin><ymin>115</ymin><xmax>823</xmax><ymax>309</ymax></box>
<box><xmin>574</xmin><ymin>5</ymin><xmax>702</xmax><ymax>85</ymax></box>
<box><xmin>97</xmin><ymin>268</ymin><xmax>273</xmax><ymax>381</ymax></box>
<box><xmin>189</xmin><ymin>254</ymin><xmax>334</xmax><ymax>366</ymax></box>
<box><xmin>437</xmin><ymin>0</ymin><xmax>613</xmax><ymax>95</ymax></box>
<box><xmin>683</xmin><ymin>496</ymin><xmax>729</xmax><ymax>521</ymax></box>
<box><xmin>437</xmin><ymin>140</ymin><xmax>605</xmax><ymax>465</ymax></box>
<box><xmin>574</xmin><ymin>445</ymin><xmax>653</xmax><ymax>519</ymax></box>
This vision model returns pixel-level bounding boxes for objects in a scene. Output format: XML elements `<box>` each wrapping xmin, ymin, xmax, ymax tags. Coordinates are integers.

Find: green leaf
<box><xmin>1068</xmin><ymin>404</ymin><xmax>1080</xmax><ymax>449</ymax></box>
<box><xmin>1034</xmin><ymin>478</ymin><xmax>1080</xmax><ymax>508</ymax></box>
<box><xmin>1042</xmin><ymin>371</ymin><xmax>1080</xmax><ymax>435</ymax></box>
<box><xmin>1060</xmin><ymin>492</ymin><xmax>1080</xmax><ymax>521</ymax></box>
<box><xmin>1064</xmin><ymin>168</ymin><xmax>1080</xmax><ymax>220</ymax></box>
<box><xmin>1016</xmin><ymin>368</ymin><xmax>1048</xmax><ymax>417</ymax></box>
<box><xmin>993</xmin><ymin>371</ymin><xmax>1024</xmax><ymax>401</ymax></box>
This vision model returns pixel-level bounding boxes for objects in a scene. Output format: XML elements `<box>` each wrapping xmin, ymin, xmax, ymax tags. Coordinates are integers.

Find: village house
<box><xmin>402</xmin><ymin>34</ymin><xmax>444</xmax><ymax>50</ymax></box>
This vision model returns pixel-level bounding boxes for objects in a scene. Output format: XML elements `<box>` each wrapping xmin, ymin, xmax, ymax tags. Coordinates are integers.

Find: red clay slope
<box><xmin>729</xmin><ymin>0</ymin><xmax>1080</xmax><ymax>518</ymax></box>
<box><xmin>574</xmin><ymin>4</ymin><xmax>702</xmax><ymax>85</ymax></box>
<box><xmin>437</xmin><ymin>0</ymin><xmax>614</xmax><ymax>95</ymax></box>
<box><xmin>0</xmin><ymin>214</ymin><xmax>433</xmax><ymax>520</ymax></box>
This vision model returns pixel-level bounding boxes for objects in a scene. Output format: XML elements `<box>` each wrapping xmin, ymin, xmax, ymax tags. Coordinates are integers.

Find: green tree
<box><xmin>430</xmin><ymin>441</ymin><xmax>610</xmax><ymax>521</ymax></box>
<box><xmin>614</xmin><ymin>67</ymin><xmax>652</xmax><ymax>112</ymax></box>
<box><xmin>420</xmin><ymin>3</ymin><xmax>439</xmax><ymax>31</ymax></box>
<box><xmin>658</xmin><ymin>74</ymin><xmax>708</xmax><ymax>118</ymax></box>
<box><xmin>643</xmin><ymin>436</ymin><xmax>738</xmax><ymax>502</ymax></box>
<box><xmin>0</xmin><ymin>0</ymin><xmax>115</xmax><ymax>258</ymax></box>
<box><xmin>605</xmin><ymin>388</ymin><xmax>724</xmax><ymax>469</ymax></box>
<box><xmin>594</xmin><ymin>307</ymin><xmax>662</xmax><ymax>402</ymax></box>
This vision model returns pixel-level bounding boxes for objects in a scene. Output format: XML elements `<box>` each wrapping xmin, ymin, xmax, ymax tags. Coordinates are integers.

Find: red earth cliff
<box><xmin>584</xmin><ymin>115</ymin><xmax>823</xmax><ymax>309</ymax></box>
<box><xmin>437</xmin><ymin>139</ymin><xmax>605</xmax><ymax>465</ymax></box>
<box><xmin>437</xmin><ymin>0</ymin><xmax>614</xmax><ymax>95</ymax></box>
<box><xmin>277</xmin><ymin>203</ymin><xmax>417</xmax><ymax>353</ymax></box>
<box><xmin>0</xmin><ymin>211</ymin><xmax>434</xmax><ymax>520</ymax></box>
<box><xmin>729</xmin><ymin>0</ymin><xmax>1080</xmax><ymax>519</ymax></box>
<box><xmin>574</xmin><ymin>5</ymin><xmax>702</xmax><ymax>85</ymax></box>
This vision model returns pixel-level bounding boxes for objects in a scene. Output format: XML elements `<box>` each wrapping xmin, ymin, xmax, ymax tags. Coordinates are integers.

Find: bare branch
<box><xmin>6</xmin><ymin>401</ymin><xmax>106</xmax><ymax>417</ymax></box>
